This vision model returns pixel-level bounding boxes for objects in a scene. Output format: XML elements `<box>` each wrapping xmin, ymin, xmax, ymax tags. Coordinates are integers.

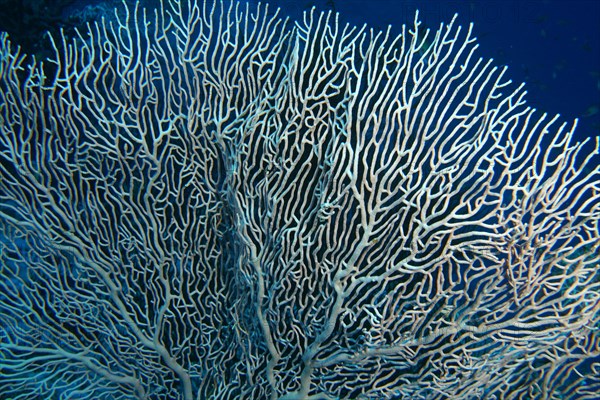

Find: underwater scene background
<box><xmin>1</xmin><ymin>0</ymin><xmax>598</xmax><ymax>144</ymax></box>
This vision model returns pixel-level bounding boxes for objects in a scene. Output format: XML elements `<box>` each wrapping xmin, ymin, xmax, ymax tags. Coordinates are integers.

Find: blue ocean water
<box><xmin>267</xmin><ymin>0</ymin><xmax>600</xmax><ymax>146</ymax></box>
<box><xmin>4</xmin><ymin>0</ymin><xmax>598</xmax><ymax>142</ymax></box>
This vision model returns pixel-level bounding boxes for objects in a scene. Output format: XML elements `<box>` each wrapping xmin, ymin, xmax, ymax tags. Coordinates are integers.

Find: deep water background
<box><xmin>269</xmin><ymin>0</ymin><xmax>600</xmax><ymax>149</ymax></box>
<box><xmin>0</xmin><ymin>0</ymin><xmax>598</xmax><ymax>145</ymax></box>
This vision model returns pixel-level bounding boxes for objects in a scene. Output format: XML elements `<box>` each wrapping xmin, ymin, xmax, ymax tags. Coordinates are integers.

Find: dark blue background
<box><xmin>8</xmin><ymin>0</ymin><xmax>597</xmax><ymax>145</ymax></box>
<box><xmin>265</xmin><ymin>0</ymin><xmax>600</xmax><ymax>145</ymax></box>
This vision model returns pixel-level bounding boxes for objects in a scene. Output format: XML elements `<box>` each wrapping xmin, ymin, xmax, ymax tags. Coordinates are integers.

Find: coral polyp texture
<box><xmin>0</xmin><ymin>1</ymin><xmax>598</xmax><ymax>399</ymax></box>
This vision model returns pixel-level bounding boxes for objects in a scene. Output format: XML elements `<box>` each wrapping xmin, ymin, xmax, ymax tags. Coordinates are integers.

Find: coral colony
<box><xmin>0</xmin><ymin>1</ymin><xmax>598</xmax><ymax>399</ymax></box>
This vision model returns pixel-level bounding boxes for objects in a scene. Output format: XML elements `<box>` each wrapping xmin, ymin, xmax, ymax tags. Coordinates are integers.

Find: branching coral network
<box><xmin>0</xmin><ymin>1</ymin><xmax>598</xmax><ymax>399</ymax></box>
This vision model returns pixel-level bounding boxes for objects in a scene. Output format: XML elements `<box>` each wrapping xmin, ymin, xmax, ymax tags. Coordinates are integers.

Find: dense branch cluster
<box><xmin>0</xmin><ymin>1</ymin><xmax>598</xmax><ymax>399</ymax></box>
